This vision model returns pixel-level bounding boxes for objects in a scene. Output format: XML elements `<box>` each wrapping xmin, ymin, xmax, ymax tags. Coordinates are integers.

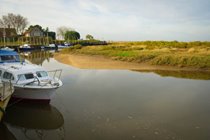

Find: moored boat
<box><xmin>19</xmin><ymin>44</ymin><xmax>34</xmax><ymax>51</ymax></box>
<box><xmin>0</xmin><ymin>50</ymin><xmax>63</xmax><ymax>103</ymax></box>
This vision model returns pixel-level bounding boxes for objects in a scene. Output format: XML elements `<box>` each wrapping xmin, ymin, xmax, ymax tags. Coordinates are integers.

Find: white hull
<box><xmin>12</xmin><ymin>87</ymin><xmax>57</xmax><ymax>101</ymax></box>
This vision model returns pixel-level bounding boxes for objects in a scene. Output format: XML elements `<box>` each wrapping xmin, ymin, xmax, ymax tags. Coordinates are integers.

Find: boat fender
<box><xmin>0</xmin><ymin>107</ymin><xmax>5</xmax><ymax>115</ymax></box>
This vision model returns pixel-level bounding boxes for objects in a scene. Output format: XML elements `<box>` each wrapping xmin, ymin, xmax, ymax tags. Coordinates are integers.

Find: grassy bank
<box><xmin>60</xmin><ymin>41</ymin><xmax>210</xmax><ymax>69</ymax></box>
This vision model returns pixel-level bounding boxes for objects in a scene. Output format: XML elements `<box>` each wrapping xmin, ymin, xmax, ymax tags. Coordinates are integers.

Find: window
<box><xmin>25</xmin><ymin>73</ymin><xmax>34</xmax><ymax>79</ymax></box>
<box><xmin>18</xmin><ymin>73</ymin><xmax>34</xmax><ymax>81</ymax></box>
<box><xmin>0</xmin><ymin>55</ymin><xmax>20</xmax><ymax>62</ymax></box>
<box><xmin>3</xmin><ymin>72</ymin><xmax>14</xmax><ymax>80</ymax></box>
<box><xmin>36</xmin><ymin>71</ymin><xmax>48</xmax><ymax>78</ymax></box>
<box><xmin>17</xmin><ymin>74</ymin><xmax>25</xmax><ymax>81</ymax></box>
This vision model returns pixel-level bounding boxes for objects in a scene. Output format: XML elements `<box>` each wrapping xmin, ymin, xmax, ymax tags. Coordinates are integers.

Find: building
<box><xmin>0</xmin><ymin>28</ymin><xmax>17</xmax><ymax>38</ymax></box>
<box><xmin>24</xmin><ymin>26</ymin><xmax>44</xmax><ymax>37</ymax></box>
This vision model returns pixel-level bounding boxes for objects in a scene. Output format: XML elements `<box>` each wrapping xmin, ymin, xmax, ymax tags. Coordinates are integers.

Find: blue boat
<box><xmin>0</xmin><ymin>50</ymin><xmax>23</xmax><ymax>63</ymax></box>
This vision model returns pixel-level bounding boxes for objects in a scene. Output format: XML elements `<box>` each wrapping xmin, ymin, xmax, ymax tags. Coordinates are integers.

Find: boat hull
<box><xmin>12</xmin><ymin>87</ymin><xmax>57</xmax><ymax>102</ymax></box>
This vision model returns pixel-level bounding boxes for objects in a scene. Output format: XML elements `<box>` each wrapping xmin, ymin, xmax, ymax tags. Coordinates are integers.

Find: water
<box><xmin>1</xmin><ymin>51</ymin><xmax>210</xmax><ymax>140</ymax></box>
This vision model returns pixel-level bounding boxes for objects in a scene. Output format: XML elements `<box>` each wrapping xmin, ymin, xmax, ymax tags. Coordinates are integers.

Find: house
<box><xmin>0</xmin><ymin>28</ymin><xmax>17</xmax><ymax>38</ymax></box>
<box><xmin>24</xmin><ymin>26</ymin><xmax>44</xmax><ymax>37</ymax></box>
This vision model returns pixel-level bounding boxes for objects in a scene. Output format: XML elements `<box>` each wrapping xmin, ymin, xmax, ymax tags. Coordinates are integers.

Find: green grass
<box><xmin>60</xmin><ymin>41</ymin><xmax>210</xmax><ymax>69</ymax></box>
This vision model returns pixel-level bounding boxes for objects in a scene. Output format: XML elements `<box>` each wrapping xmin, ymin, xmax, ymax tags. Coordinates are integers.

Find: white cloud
<box><xmin>0</xmin><ymin>0</ymin><xmax>210</xmax><ymax>41</ymax></box>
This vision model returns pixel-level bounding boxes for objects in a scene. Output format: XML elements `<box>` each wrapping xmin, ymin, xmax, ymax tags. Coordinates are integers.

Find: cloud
<box><xmin>0</xmin><ymin>0</ymin><xmax>210</xmax><ymax>41</ymax></box>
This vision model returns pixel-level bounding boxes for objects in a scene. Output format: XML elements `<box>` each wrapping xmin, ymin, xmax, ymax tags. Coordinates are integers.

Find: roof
<box><xmin>0</xmin><ymin>28</ymin><xmax>17</xmax><ymax>38</ymax></box>
<box><xmin>0</xmin><ymin>63</ymin><xmax>45</xmax><ymax>75</ymax></box>
<box><xmin>0</xmin><ymin>50</ymin><xmax>18</xmax><ymax>56</ymax></box>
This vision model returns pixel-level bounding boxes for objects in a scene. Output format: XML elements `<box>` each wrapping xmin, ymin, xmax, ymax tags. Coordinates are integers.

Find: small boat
<box><xmin>44</xmin><ymin>44</ymin><xmax>56</xmax><ymax>50</ymax></box>
<box><xmin>0</xmin><ymin>50</ymin><xmax>63</xmax><ymax>103</ymax></box>
<box><xmin>57</xmin><ymin>42</ymin><xmax>71</xmax><ymax>49</ymax></box>
<box><xmin>0</xmin><ymin>81</ymin><xmax>14</xmax><ymax>122</ymax></box>
<box><xmin>0</xmin><ymin>47</ymin><xmax>15</xmax><ymax>51</ymax></box>
<box><xmin>19</xmin><ymin>44</ymin><xmax>34</xmax><ymax>51</ymax></box>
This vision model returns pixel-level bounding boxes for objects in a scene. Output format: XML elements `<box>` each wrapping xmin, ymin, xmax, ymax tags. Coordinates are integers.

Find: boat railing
<box><xmin>47</xmin><ymin>69</ymin><xmax>62</xmax><ymax>81</ymax></box>
<box><xmin>0</xmin><ymin>81</ymin><xmax>13</xmax><ymax>101</ymax></box>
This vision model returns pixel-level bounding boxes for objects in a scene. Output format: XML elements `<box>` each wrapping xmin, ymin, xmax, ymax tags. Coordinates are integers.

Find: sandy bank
<box><xmin>54</xmin><ymin>53</ymin><xmax>209</xmax><ymax>71</ymax></box>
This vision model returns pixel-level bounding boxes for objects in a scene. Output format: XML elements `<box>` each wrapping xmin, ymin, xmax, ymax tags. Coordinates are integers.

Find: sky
<box><xmin>0</xmin><ymin>0</ymin><xmax>210</xmax><ymax>41</ymax></box>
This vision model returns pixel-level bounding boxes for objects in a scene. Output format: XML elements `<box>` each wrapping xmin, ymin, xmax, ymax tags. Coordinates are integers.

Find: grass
<box><xmin>60</xmin><ymin>41</ymin><xmax>210</xmax><ymax>69</ymax></box>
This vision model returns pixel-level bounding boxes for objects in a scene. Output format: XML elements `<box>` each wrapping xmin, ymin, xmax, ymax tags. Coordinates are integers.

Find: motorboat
<box><xmin>0</xmin><ymin>47</ymin><xmax>15</xmax><ymax>51</ymax></box>
<box><xmin>0</xmin><ymin>50</ymin><xmax>63</xmax><ymax>103</ymax></box>
<box><xmin>44</xmin><ymin>44</ymin><xmax>57</xmax><ymax>50</ymax></box>
<box><xmin>19</xmin><ymin>44</ymin><xmax>34</xmax><ymax>51</ymax></box>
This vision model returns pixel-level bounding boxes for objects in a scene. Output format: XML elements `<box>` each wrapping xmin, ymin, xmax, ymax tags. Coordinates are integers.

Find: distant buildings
<box><xmin>24</xmin><ymin>26</ymin><xmax>44</xmax><ymax>37</ymax></box>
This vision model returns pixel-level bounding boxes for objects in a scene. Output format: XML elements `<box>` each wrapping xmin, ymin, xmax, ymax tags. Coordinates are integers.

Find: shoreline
<box><xmin>54</xmin><ymin>53</ymin><xmax>210</xmax><ymax>72</ymax></box>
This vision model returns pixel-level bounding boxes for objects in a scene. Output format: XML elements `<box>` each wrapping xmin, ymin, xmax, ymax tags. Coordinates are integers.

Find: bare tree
<box><xmin>56</xmin><ymin>26</ymin><xmax>74</xmax><ymax>40</ymax></box>
<box><xmin>0</xmin><ymin>13</ymin><xmax>29</xmax><ymax>34</ymax></box>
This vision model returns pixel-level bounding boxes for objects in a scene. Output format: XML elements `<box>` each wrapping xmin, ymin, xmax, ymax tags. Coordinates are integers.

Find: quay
<box><xmin>0</xmin><ymin>82</ymin><xmax>14</xmax><ymax>122</ymax></box>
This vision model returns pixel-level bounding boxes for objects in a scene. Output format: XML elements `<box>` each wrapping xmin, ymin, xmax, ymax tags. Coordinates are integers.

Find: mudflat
<box><xmin>54</xmin><ymin>53</ymin><xmax>208</xmax><ymax>71</ymax></box>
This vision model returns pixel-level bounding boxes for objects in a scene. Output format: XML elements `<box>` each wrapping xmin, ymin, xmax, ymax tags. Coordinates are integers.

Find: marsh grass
<box><xmin>61</xmin><ymin>41</ymin><xmax>210</xmax><ymax>68</ymax></box>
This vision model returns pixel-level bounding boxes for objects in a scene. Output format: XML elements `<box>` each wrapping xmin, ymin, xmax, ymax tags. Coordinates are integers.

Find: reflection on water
<box><xmin>0</xmin><ymin>123</ymin><xmax>16</xmax><ymax>140</ymax></box>
<box><xmin>20</xmin><ymin>50</ymin><xmax>54</xmax><ymax>65</ymax></box>
<box><xmin>133</xmin><ymin>70</ymin><xmax>210</xmax><ymax>80</ymax></box>
<box><xmin>3</xmin><ymin>50</ymin><xmax>210</xmax><ymax>140</ymax></box>
<box><xmin>4</xmin><ymin>102</ymin><xmax>64</xmax><ymax>140</ymax></box>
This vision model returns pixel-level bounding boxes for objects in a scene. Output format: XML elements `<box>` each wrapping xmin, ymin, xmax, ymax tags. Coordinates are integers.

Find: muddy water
<box><xmin>1</xmin><ymin>51</ymin><xmax>210</xmax><ymax>140</ymax></box>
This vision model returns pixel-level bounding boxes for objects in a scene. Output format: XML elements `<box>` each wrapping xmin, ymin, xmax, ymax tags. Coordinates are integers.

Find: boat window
<box><xmin>25</xmin><ymin>73</ymin><xmax>34</xmax><ymax>79</ymax></box>
<box><xmin>14</xmin><ymin>55</ymin><xmax>20</xmax><ymax>61</ymax></box>
<box><xmin>17</xmin><ymin>74</ymin><xmax>26</xmax><ymax>81</ymax></box>
<box><xmin>36</xmin><ymin>71</ymin><xmax>48</xmax><ymax>78</ymax></box>
<box><xmin>3</xmin><ymin>72</ymin><xmax>14</xmax><ymax>80</ymax></box>
<box><xmin>0</xmin><ymin>55</ymin><xmax>20</xmax><ymax>62</ymax></box>
<box><xmin>18</xmin><ymin>73</ymin><xmax>34</xmax><ymax>81</ymax></box>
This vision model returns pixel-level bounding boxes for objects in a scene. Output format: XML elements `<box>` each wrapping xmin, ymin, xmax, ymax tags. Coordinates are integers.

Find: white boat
<box><xmin>0</xmin><ymin>50</ymin><xmax>63</xmax><ymax>102</ymax></box>
<box><xmin>0</xmin><ymin>47</ymin><xmax>15</xmax><ymax>51</ymax></box>
<box><xmin>19</xmin><ymin>44</ymin><xmax>34</xmax><ymax>51</ymax></box>
<box><xmin>44</xmin><ymin>44</ymin><xmax>57</xmax><ymax>50</ymax></box>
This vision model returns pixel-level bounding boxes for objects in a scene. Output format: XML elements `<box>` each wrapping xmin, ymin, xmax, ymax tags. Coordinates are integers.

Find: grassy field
<box><xmin>60</xmin><ymin>41</ymin><xmax>210</xmax><ymax>69</ymax></box>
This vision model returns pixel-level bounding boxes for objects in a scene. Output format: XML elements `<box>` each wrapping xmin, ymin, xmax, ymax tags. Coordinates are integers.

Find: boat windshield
<box><xmin>0</xmin><ymin>55</ymin><xmax>20</xmax><ymax>63</ymax></box>
<box><xmin>36</xmin><ymin>71</ymin><xmax>48</xmax><ymax>78</ymax></box>
<box><xmin>18</xmin><ymin>73</ymin><xmax>34</xmax><ymax>81</ymax></box>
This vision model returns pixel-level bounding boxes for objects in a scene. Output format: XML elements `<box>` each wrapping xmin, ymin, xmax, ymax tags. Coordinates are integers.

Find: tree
<box><xmin>86</xmin><ymin>34</ymin><xmax>94</xmax><ymax>40</ymax></box>
<box><xmin>48</xmin><ymin>31</ymin><xmax>56</xmax><ymax>40</ymax></box>
<box><xmin>65</xmin><ymin>31</ymin><xmax>80</xmax><ymax>41</ymax></box>
<box><xmin>27</xmin><ymin>25</ymin><xmax>44</xmax><ymax>32</ymax></box>
<box><xmin>56</xmin><ymin>26</ymin><xmax>74</xmax><ymax>40</ymax></box>
<box><xmin>0</xmin><ymin>13</ymin><xmax>28</xmax><ymax>34</ymax></box>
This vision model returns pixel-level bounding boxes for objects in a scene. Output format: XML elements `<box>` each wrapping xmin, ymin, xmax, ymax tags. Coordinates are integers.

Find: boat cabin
<box><xmin>0</xmin><ymin>50</ymin><xmax>22</xmax><ymax>63</ymax></box>
<box><xmin>0</xmin><ymin>63</ymin><xmax>50</xmax><ymax>85</ymax></box>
